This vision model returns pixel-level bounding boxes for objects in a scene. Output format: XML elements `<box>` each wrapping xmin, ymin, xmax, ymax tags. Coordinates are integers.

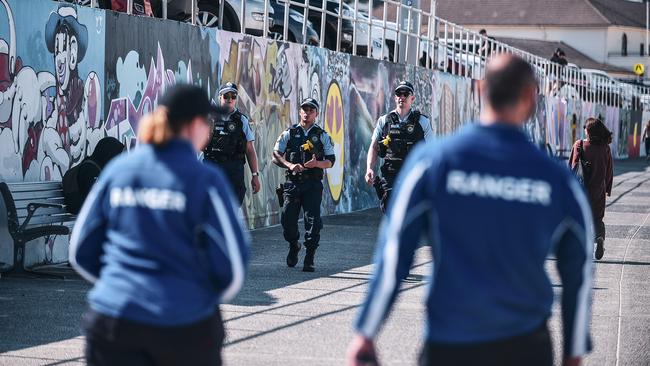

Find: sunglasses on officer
<box><xmin>222</xmin><ymin>93</ymin><xmax>238</xmax><ymax>101</ymax></box>
<box><xmin>395</xmin><ymin>91</ymin><xmax>411</xmax><ymax>98</ymax></box>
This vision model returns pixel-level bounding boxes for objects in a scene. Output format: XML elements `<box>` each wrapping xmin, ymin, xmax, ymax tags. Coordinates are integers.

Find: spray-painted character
<box><xmin>40</xmin><ymin>6</ymin><xmax>103</xmax><ymax>180</ymax></box>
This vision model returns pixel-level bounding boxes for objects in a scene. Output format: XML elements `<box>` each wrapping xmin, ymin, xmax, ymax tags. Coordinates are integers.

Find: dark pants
<box><xmin>645</xmin><ymin>138</ymin><xmax>650</xmax><ymax>157</ymax></box>
<box><xmin>281</xmin><ymin>179</ymin><xmax>323</xmax><ymax>249</ymax></box>
<box><xmin>373</xmin><ymin>174</ymin><xmax>396</xmax><ymax>214</ymax></box>
<box><xmin>594</xmin><ymin>215</ymin><xmax>606</xmax><ymax>241</ymax></box>
<box><xmin>83</xmin><ymin>309</ymin><xmax>224</xmax><ymax>366</ymax></box>
<box><xmin>213</xmin><ymin>160</ymin><xmax>246</xmax><ymax>205</ymax></box>
<box><xmin>419</xmin><ymin>322</ymin><xmax>552</xmax><ymax>366</ymax></box>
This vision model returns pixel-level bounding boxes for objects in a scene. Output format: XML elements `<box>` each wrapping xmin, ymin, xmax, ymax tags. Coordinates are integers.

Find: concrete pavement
<box><xmin>0</xmin><ymin>159</ymin><xmax>649</xmax><ymax>365</ymax></box>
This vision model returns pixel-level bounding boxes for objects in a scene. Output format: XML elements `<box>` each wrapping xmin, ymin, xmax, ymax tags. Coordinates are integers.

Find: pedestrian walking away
<box><xmin>272</xmin><ymin>97</ymin><xmax>336</xmax><ymax>272</ymax></box>
<box><xmin>365</xmin><ymin>81</ymin><xmax>433</xmax><ymax>213</ymax></box>
<box><xmin>642</xmin><ymin>120</ymin><xmax>650</xmax><ymax>161</ymax></box>
<box><xmin>203</xmin><ymin>82</ymin><xmax>261</xmax><ymax>205</ymax></box>
<box><xmin>348</xmin><ymin>55</ymin><xmax>594</xmax><ymax>366</ymax></box>
<box><xmin>69</xmin><ymin>84</ymin><xmax>250</xmax><ymax>366</ymax></box>
<box><xmin>569</xmin><ymin>118</ymin><xmax>613</xmax><ymax>260</ymax></box>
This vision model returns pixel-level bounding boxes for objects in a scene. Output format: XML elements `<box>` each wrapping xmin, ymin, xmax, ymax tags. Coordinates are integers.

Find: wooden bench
<box><xmin>0</xmin><ymin>181</ymin><xmax>76</xmax><ymax>277</ymax></box>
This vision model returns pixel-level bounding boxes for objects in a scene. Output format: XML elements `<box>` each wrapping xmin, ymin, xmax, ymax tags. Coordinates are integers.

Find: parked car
<box><xmin>197</xmin><ymin>0</ymin><xmax>274</xmax><ymax>36</ymax></box>
<box><xmin>281</xmin><ymin>0</ymin><xmax>355</xmax><ymax>52</ymax></box>
<box><xmin>269</xmin><ymin>0</ymin><xmax>319</xmax><ymax>46</ymax></box>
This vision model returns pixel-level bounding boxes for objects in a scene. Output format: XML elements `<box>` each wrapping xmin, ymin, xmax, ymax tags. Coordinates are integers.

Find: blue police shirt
<box><xmin>228</xmin><ymin>109</ymin><xmax>255</xmax><ymax>142</ymax></box>
<box><xmin>70</xmin><ymin>139</ymin><xmax>250</xmax><ymax>326</ymax></box>
<box><xmin>274</xmin><ymin>123</ymin><xmax>335</xmax><ymax>156</ymax></box>
<box><xmin>355</xmin><ymin>123</ymin><xmax>594</xmax><ymax>358</ymax></box>
<box><xmin>372</xmin><ymin>109</ymin><xmax>434</xmax><ymax>142</ymax></box>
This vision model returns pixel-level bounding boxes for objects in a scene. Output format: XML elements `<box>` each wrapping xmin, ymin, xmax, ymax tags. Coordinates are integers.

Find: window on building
<box><xmin>641</xmin><ymin>43</ymin><xmax>645</xmax><ymax>56</ymax></box>
<box><xmin>622</xmin><ymin>33</ymin><xmax>628</xmax><ymax>56</ymax></box>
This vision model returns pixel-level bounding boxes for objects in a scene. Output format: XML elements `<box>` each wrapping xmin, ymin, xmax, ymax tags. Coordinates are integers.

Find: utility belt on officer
<box><xmin>285</xmin><ymin>169</ymin><xmax>323</xmax><ymax>182</ymax></box>
<box><xmin>205</xmin><ymin>152</ymin><xmax>245</xmax><ymax>163</ymax></box>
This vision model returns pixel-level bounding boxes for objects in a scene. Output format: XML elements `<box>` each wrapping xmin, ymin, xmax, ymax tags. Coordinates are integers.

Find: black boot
<box><xmin>303</xmin><ymin>247</ymin><xmax>316</xmax><ymax>272</ymax></box>
<box><xmin>286</xmin><ymin>242</ymin><xmax>301</xmax><ymax>267</ymax></box>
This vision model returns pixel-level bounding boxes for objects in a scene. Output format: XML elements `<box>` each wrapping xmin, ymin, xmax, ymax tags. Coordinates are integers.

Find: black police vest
<box><xmin>204</xmin><ymin>111</ymin><xmax>247</xmax><ymax>163</ymax></box>
<box><xmin>284</xmin><ymin>124</ymin><xmax>326</xmax><ymax>179</ymax></box>
<box><xmin>379</xmin><ymin>111</ymin><xmax>425</xmax><ymax>174</ymax></box>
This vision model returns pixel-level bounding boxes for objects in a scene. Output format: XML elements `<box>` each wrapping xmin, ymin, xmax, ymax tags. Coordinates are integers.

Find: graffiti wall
<box><xmin>0</xmin><ymin>0</ymin><xmax>645</xmax><ymax>267</ymax></box>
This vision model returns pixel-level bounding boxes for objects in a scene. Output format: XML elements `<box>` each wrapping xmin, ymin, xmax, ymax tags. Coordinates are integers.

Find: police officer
<box><xmin>365</xmin><ymin>81</ymin><xmax>433</xmax><ymax>213</ymax></box>
<box><xmin>70</xmin><ymin>84</ymin><xmax>250</xmax><ymax>366</ymax></box>
<box><xmin>272</xmin><ymin>98</ymin><xmax>335</xmax><ymax>272</ymax></box>
<box><xmin>347</xmin><ymin>56</ymin><xmax>593</xmax><ymax>366</ymax></box>
<box><xmin>203</xmin><ymin>82</ymin><xmax>260</xmax><ymax>205</ymax></box>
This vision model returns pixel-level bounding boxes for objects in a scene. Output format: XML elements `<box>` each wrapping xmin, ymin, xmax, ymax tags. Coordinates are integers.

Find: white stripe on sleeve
<box><xmin>69</xmin><ymin>187</ymin><xmax>102</xmax><ymax>283</ymax></box>
<box><xmin>359</xmin><ymin>162</ymin><xmax>428</xmax><ymax>337</ymax></box>
<box><xmin>568</xmin><ymin>179</ymin><xmax>595</xmax><ymax>356</ymax></box>
<box><xmin>208</xmin><ymin>188</ymin><xmax>245</xmax><ymax>303</ymax></box>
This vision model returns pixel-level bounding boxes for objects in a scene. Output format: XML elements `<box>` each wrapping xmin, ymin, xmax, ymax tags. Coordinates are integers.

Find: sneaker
<box><xmin>595</xmin><ymin>237</ymin><xmax>605</xmax><ymax>260</ymax></box>
<box><xmin>286</xmin><ymin>242</ymin><xmax>301</xmax><ymax>267</ymax></box>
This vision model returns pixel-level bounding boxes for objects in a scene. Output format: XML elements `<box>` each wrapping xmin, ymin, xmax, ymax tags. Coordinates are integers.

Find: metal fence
<box><xmin>74</xmin><ymin>0</ymin><xmax>650</xmax><ymax>110</ymax></box>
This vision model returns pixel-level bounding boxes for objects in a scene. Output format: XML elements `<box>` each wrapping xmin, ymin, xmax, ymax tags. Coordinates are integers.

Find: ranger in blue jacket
<box><xmin>348</xmin><ymin>56</ymin><xmax>594</xmax><ymax>366</ymax></box>
<box><xmin>70</xmin><ymin>84</ymin><xmax>250</xmax><ymax>366</ymax></box>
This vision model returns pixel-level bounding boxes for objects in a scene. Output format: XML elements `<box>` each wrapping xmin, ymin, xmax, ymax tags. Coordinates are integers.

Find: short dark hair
<box><xmin>484</xmin><ymin>55</ymin><xmax>537</xmax><ymax>111</ymax></box>
<box><xmin>479</xmin><ymin>29</ymin><xmax>487</xmax><ymax>35</ymax></box>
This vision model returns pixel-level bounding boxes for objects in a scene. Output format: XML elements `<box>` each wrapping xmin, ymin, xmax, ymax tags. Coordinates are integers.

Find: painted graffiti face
<box><xmin>53</xmin><ymin>25</ymin><xmax>78</xmax><ymax>94</ymax></box>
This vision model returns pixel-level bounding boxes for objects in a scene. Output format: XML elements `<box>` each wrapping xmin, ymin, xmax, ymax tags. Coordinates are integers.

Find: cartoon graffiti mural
<box><xmin>0</xmin><ymin>0</ymin><xmax>646</xmax><ymax>267</ymax></box>
<box><xmin>0</xmin><ymin>1</ymin><xmax>105</xmax><ymax>183</ymax></box>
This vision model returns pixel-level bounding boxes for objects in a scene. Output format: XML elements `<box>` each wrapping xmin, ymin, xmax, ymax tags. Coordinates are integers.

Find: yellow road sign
<box><xmin>634</xmin><ymin>63</ymin><xmax>645</xmax><ymax>76</ymax></box>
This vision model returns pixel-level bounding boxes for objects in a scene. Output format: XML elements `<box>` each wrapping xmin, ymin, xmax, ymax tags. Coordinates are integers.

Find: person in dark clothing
<box><xmin>272</xmin><ymin>98</ymin><xmax>336</xmax><ymax>272</ymax></box>
<box><xmin>570</xmin><ymin>117</ymin><xmax>613</xmax><ymax>260</ymax></box>
<box><xmin>70</xmin><ymin>84</ymin><xmax>250</xmax><ymax>366</ymax></box>
<box><xmin>77</xmin><ymin>137</ymin><xmax>125</xmax><ymax>202</ymax></box>
<box><xmin>365</xmin><ymin>81</ymin><xmax>433</xmax><ymax>214</ymax></box>
<box><xmin>203</xmin><ymin>82</ymin><xmax>260</xmax><ymax>206</ymax></box>
<box><xmin>548</xmin><ymin>48</ymin><xmax>568</xmax><ymax>95</ymax></box>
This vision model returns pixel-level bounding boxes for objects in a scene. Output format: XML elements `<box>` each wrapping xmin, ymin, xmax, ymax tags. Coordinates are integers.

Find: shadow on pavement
<box><xmin>230</xmin><ymin>208</ymin><xmax>383</xmax><ymax>307</ymax></box>
<box><xmin>0</xmin><ymin>208</ymin><xmax>386</xmax><ymax>354</ymax></box>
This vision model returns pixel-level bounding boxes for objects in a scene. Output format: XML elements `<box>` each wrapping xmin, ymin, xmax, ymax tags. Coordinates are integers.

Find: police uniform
<box><xmin>203</xmin><ymin>83</ymin><xmax>255</xmax><ymax>205</ymax></box>
<box><xmin>372</xmin><ymin>83</ymin><xmax>433</xmax><ymax>213</ymax></box>
<box><xmin>274</xmin><ymin>98</ymin><xmax>335</xmax><ymax>272</ymax></box>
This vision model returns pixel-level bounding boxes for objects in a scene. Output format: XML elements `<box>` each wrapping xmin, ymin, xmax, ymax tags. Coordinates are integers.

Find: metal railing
<box><xmin>74</xmin><ymin>0</ymin><xmax>650</xmax><ymax>109</ymax></box>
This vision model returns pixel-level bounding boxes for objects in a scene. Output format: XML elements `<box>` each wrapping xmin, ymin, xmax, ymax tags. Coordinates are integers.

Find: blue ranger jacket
<box><xmin>355</xmin><ymin>123</ymin><xmax>594</xmax><ymax>358</ymax></box>
<box><xmin>70</xmin><ymin>139</ymin><xmax>250</xmax><ymax>326</ymax></box>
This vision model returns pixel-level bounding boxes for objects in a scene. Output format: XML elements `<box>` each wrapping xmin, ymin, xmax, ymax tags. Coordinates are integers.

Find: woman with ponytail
<box><xmin>569</xmin><ymin>117</ymin><xmax>613</xmax><ymax>260</ymax></box>
<box><xmin>69</xmin><ymin>84</ymin><xmax>250</xmax><ymax>366</ymax></box>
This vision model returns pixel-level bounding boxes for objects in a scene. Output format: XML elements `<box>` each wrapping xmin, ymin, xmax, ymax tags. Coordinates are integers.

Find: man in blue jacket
<box><xmin>347</xmin><ymin>55</ymin><xmax>594</xmax><ymax>366</ymax></box>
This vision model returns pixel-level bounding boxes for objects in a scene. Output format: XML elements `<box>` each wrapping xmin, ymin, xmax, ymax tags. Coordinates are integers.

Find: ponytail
<box><xmin>138</xmin><ymin>107</ymin><xmax>174</xmax><ymax>146</ymax></box>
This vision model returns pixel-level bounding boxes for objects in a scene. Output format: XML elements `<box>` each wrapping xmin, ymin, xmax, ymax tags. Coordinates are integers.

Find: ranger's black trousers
<box><xmin>419</xmin><ymin>322</ymin><xmax>553</xmax><ymax>366</ymax></box>
<box><xmin>83</xmin><ymin>308</ymin><xmax>224</xmax><ymax>366</ymax></box>
<box><xmin>281</xmin><ymin>179</ymin><xmax>323</xmax><ymax>249</ymax></box>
